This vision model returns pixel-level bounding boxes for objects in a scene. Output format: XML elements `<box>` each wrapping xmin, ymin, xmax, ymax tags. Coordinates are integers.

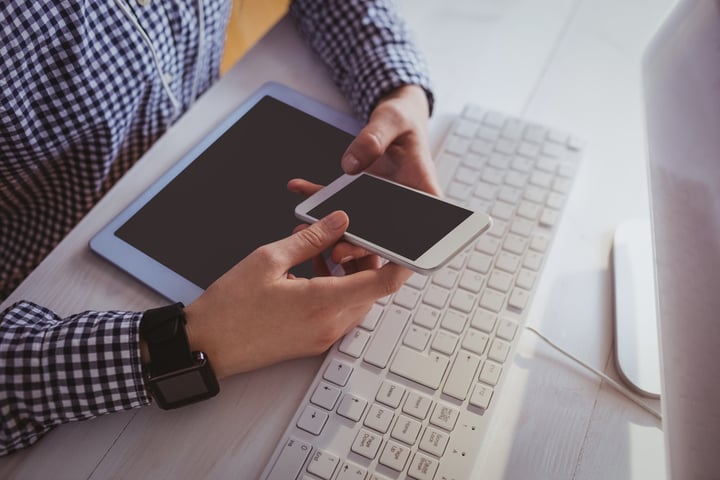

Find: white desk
<box><xmin>0</xmin><ymin>1</ymin><xmax>675</xmax><ymax>478</ymax></box>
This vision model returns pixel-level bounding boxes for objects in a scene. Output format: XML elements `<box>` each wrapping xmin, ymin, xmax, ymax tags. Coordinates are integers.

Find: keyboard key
<box><xmin>552</xmin><ymin>177</ymin><xmax>572</xmax><ymax>193</ymax></box>
<box><xmin>419</xmin><ymin>427</ymin><xmax>450</xmax><ymax>457</ymax></box>
<box><xmin>469</xmin><ymin>384</ymin><xmax>494</xmax><ymax>410</ymax></box>
<box><xmin>441</xmin><ymin>309</ymin><xmax>467</xmax><ymax>334</ymax></box>
<box><xmin>510</xmin><ymin>218</ymin><xmax>534</xmax><ymax>237</ymax></box>
<box><xmin>490</xmin><ymin>201</ymin><xmax>514</xmax><ymax>221</ymax></box>
<box><xmin>475</xmin><ymin>236</ymin><xmax>502</xmax><ymax>257</ymax></box>
<box><xmin>523</xmin><ymin>251</ymin><xmax>543</xmax><ymax>271</ymax></box>
<box><xmin>408</xmin><ymin>453</ymin><xmax>440</xmax><ymax>480</ymax></box>
<box><xmin>402</xmin><ymin>392</ymin><xmax>433</xmax><ymax>419</ymax></box>
<box><xmin>508</xmin><ymin>287</ymin><xmax>530</xmax><ymax>310</ymax></box>
<box><xmin>486</xmin><ymin>218</ymin><xmax>508</xmax><ymax>238</ymax></box>
<box><xmin>539</xmin><ymin>208</ymin><xmax>560</xmax><ymax>227</ymax></box>
<box><xmin>391</xmin><ymin>415</ymin><xmax>423</xmax><ymax>445</ymax></box>
<box><xmin>483</xmin><ymin>111</ymin><xmax>506</xmax><ymax>128</ymax></box>
<box><xmin>470</xmin><ymin>309</ymin><xmax>497</xmax><ymax>333</ymax></box>
<box><xmin>443</xmin><ymin>351</ymin><xmax>482</xmax><ymax>400</ymax></box>
<box><xmin>467</xmin><ymin>251</ymin><xmax>492</xmax><ymax>273</ymax></box>
<box><xmin>391</xmin><ymin>347</ymin><xmax>450</xmax><ymax>390</ymax></box>
<box><xmin>351</xmin><ymin>428</ymin><xmax>382</xmax><ymax>459</ymax></box>
<box><xmin>454</xmin><ymin>119</ymin><xmax>478</xmax><ymax>138</ymax></box>
<box><xmin>431</xmin><ymin>330</ymin><xmax>458</xmax><ymax>355</ymax></box>
<box><xmin>446</xmin><ymin>136</ymin><xmax>471</xmax><ymax>156</ymax></box>
<box><xmin>307</xmin><ymin>450</ymin><xmax>340</xmax><ymax>480</ymax></box>
<box><xmin>488</xmin><ymin>339</ymin><xmax>511</xmax><ymax>362</ymax></box>
<box><xmin>432</xmin><ymin>268</ymin><xmax>458</xmax><ymax>289</ymax></box>
<box><xmin>473</xmin><ymin>181</ymin><xmax>498</xmax><ymax>200</ymax></box>
<box><xmin>310</xmin><ymin>382</ymin><xmax>342</xmax><ymax>410</ymax></box>
<box><xmin>450</xmin><ymin>290</ymin><xmax>477</xmax><ymax>313</ymax></box>
<box><xmin>479</xmin><ymin>360</ymin><xmax>503</xmax><ymax>385</ymax></box>
<box><xmin>498</xmin><ymin>185</ymin><xmax>522</xmax><ymax>204</ymax></box>
<box><xmin>339</xmin><ymin>328</ymin><xmax>370</xmax><ymax>358</ymax></box>
<box><xmin>516</xmin><ymin>269</ymin><xmax>537</xmax><ymax>290</ymax></box>
<box><xmin>455</xmin><ymin>165</ymin><xmax>481</xmax><ymax>184</ymax></box>
<box><xmin>266</xmin><ymin>437</ymin><xmax>313</xmax><ymax>480</ymax></box>
<box><xmin>530</xmin><ymin>233</ymin><xmax>550</xmax><ymax>252</ymax></box>
<box><xmin>459</xmin><ymin>270</ymin><xmax>484</xmax><ymax>293</ymax></box>
<box><xmin>406</xmin><ymin>272</ymin><xmax>429</xmax><ymax>290</ymax></box>
<box><xmin>394</xmin><ymin>286</ymin><xmax>420</xmax><ymax>309</ymax></box>
<box><xmin>496</xmin><ymin>317</ymin><xmax>518</xmax><ymax>341</ymax></box>
<box><xmin>546</xmin><ymin>191</ymin><xmax>565</xmax><ymax>209</ymax></box>
<box><xmin>429</xmin><ymin>403</ymin><xmax>460</xmax><ymax>431</ymax></box>
<box><xmin>337</xmin><ymin>394</ymin><xmax>367</xmax><ymax>422</ymax></box>
<box><xmin>503</xmin><ymin>234</ymin><xmax>528</xmax><ymax>255</ymax></box>
<box><xmin>376</xmin><ymin>381</ymin><xmax>405</xmax><ymax>409</ymax></box>
<box><xmin>297</xmin><ymin>405</ymin><xmax>329</xmax><ymax>435</ymax></box>
<box><xmin>336</xmin><ymin>462</ymin><xmax>368</xmax><ymax>480</ymax></box>
<box><xmin>364</xmin><ymin>307</ymin><xmax>410</xmax><ymax>368</ymax></box>
<box><xmin>488</xmin><ymin>270</ymin><xmax>513</xmax><ymax>293</ymax></box>
<box><xmin>462</xmin><ymin>328</ymin><xmax>489</xmax><ymax>355</ymax></box>
<box><xmin>414</xmin><ymin>305</ymin><xmax>440</xmax><ymax>329</ymax></box>
<box><xmin>447</xmin><ymin>181</ymin><xmax>473</xmax><ymax>200</ymax></box>
<box><xmin>479</xmin><ymin>289</ymin><xmax>505</xmax><ymax>313</ymax></box>
<box><xmin>323</xmin><ymin>359</ymin><xmax>353</xmax><ymax>386</ymax></box>
<box><xmin>380</xmin><ymin>441</ymin><xmax>411</xmax><ymax>472</ymax></box>
<box><xmin>360</xmin><ymin>303</ymin><xmax>383</xmax><ymax>331</ymax></box>
<box><xmin>365</xmin><ymin>404</ymin><xmax>395</xmax><ymax>434</ymax></box>
<box><xmin>517</xmin><ymin>200</ymin><xmax>541</xmax><ymax>220</ymax></box>
<box><xmin>404</xmin><ymin>325</ymin><xmax>432</xmax><ymax>351</ymax></box>
<box><xmin>447</xmin><ymin>251</ymin><xmax>467</xmax><ymax>270</ymax></box>
<box><xmin>424</xmin><ymin>285</ymin><xmax>450</xmax><ymax>309</ymax></box>
<box><xmin>496</xmin><ymin>251</ymin><xmax>521</xmax><ymax>273</ymax></box>
<box><xmin>530</xmin><ymin>171</ymin><xmax>553</xmax><ymax>188</ymax></box>
<box><xmin>523</xmin><ymin>184</ymin><xmax>548</xmax><ymax>204</ymax></box>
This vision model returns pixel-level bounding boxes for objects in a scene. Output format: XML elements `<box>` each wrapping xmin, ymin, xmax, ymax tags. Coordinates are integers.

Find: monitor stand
<box><xmin>612</xmin><ymin>218</ymin><xmax>661</xmax><ymax>398</ymax></box>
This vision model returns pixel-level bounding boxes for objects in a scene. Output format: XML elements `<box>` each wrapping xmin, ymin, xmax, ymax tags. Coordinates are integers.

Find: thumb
<box><xmin>266</xmin><ymin>210</ymin><xmax>349</xmax><ymax>272</ymax></box>
<box><xmin>341</xmin><ymin>111</ymin><xmax>401</xmax><ymax>174</ymax></box>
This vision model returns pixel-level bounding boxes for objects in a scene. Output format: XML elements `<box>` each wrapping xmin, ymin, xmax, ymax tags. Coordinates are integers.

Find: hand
<box><xmin>287</xmin><ymin>178</ymin><xmax>375</xmax><ymax>268</ymax></box>
<box><xmin>341</xmin><ymin>85</ymin><xmax>442</xmax><ymax>196</ymax></box>
<box><xmin>183</xmin><ymin>210</ymin><xmax>410</xmax><ymax>379</ymax></box>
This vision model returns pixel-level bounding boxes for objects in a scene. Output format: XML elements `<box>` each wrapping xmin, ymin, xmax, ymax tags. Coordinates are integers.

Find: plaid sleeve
<box><xmin>0</xmin><ymin>301</ymin><xmax>150</xmax><ymax>456</ymax></box>
<box><xmin>289</xmin><ymin>0</ymin><xmax>434</xmax><ymax>121</ymax></box>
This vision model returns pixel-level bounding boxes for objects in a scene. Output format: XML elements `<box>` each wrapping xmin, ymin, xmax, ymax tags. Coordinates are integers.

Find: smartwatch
<box><xmin>140</xmin><ymin>303</ymin><xmax>219</xmax><ymax>409</ymax></box>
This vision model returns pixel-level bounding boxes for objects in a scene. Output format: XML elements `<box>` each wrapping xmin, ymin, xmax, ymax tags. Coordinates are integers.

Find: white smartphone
<box><xmin>295</xmin><ymin>173</ymin><xmax>493</xmax><ymax>274</ymax></box>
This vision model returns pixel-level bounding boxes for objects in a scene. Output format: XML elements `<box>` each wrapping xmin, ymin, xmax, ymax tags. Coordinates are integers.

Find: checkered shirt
<box><xmin>0</xmin><ymin>0</ymin><xmax>432</xmax><ymax>456</ymax></box>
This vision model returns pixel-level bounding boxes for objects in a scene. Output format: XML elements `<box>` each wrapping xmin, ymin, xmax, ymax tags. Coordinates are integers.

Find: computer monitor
<box><xmin>643</xmin><ymin>0</ymin><xmax>720</xmax><ymax>478</ymax></box>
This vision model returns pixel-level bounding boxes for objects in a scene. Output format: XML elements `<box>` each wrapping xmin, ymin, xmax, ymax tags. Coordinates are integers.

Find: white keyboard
<box><xmin>261</xmin><ymin>106</ymin><xmax>583</xmax><ymax>480</ymax></box>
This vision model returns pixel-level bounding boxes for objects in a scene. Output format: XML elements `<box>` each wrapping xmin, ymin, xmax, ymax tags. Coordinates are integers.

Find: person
<box><xmin>0</xmin><ymin>0</ymin><xmax>439</xmax><ymax>456</ymax></box>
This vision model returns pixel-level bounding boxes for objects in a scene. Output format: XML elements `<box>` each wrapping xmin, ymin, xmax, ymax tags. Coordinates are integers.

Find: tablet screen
<box><xmin>114</xmin><ymin>96</ymin><xmax>351</xmax><ymax>288</ymax></box>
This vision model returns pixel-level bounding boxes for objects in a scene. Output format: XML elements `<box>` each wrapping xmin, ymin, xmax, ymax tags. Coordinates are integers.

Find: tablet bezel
<box><xmin>90</xmin><ymin>82</ymin><xmax>362</xmax><ymax>304</ymax></box>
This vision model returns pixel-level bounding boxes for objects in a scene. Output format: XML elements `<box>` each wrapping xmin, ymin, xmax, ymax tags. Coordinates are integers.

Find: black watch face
<box><xmin>155</xmin><ymin>369</ymin><xmax>211</xmax><ymax>404</ymax></box>
<box><xmin>150</xmin><ymin>357</ymin><xmax>220</xmax><ymax>409</ymax></box>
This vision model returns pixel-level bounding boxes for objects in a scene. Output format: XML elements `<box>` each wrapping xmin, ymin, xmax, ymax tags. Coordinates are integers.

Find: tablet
<box><xmin>90</xmin><ymin>83</ymin><xmax>361</xmax><ymax>304</ymax></box>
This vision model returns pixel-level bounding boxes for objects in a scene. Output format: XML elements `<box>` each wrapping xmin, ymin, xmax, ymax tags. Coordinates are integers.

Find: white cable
<box><xmin>189</xmin><ymin>0</ymin><xmax>206</xmax><ymax>104</ymax></box>
<box><xmin>114</xmin><ymin>0</ymin><xmax>182</xmax><ymax>117</ymax></box>
<box><xmin>524</xmin><ymin>325</ymin><xmax>662</xmax><ymax>420</ymax></box>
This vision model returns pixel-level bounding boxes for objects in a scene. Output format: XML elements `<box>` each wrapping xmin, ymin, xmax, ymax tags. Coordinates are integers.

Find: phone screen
<box><xmin>308</xmin><ymin>175</ymin><xmax>473</xmax><ymax>260</ymax></box>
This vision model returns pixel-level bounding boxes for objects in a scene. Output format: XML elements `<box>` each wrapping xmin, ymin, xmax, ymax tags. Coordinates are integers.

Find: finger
<box><xmin>312</xmin><ymin>253</ymin><xmax>332</xmax><ymax>277</ymax></box>
<box><xmin>287</xmin><ymin>178</ymin><xmax>324</xmax><ymax>197</ymax></box>
<box><xmin>331</xmin><ymin>242</ymin><xmax>373</xmax><ymax>264</ymax></box>
<box><xmin>342</xmin><ymin>107</ymin><xmax>405</xmax><ymax>174</ymax></box>
<box><xmin>313</xmin><ymin>261</ymin><xmax>412</xmax><ymax>307</ymax></box>
<box><xmin>263</xmin><ymin>210</ymin><xmax>349</xmax><ymax>273</ymax></box>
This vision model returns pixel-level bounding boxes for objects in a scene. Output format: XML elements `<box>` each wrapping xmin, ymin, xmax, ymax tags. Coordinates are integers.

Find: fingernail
<box><xmin>342</xmin><ymin>153</ymin><xmax>359</xmax><ymax>173</ymax></box>
<box><xmin>339</xmin><ymin>256</ymin><xmax>354</xmax><ymax>264</ymax></box>
<box><xmin>324</xmin><ymin>211</ymin><xmax>346</xmax><ymax>230</ymax></box>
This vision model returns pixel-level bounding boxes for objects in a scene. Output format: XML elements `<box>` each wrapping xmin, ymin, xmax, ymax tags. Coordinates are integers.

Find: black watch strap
<box><xmin>140</xmin><ymin>302</ymin><xmax>194</xmax><ymax>377</ymax></box>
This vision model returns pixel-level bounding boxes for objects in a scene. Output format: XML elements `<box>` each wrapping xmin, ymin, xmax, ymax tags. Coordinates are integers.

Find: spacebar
<box><xmin>363</xmin><ymin>307</ymin><xmax>410</xmax><ymax>368</ymax></box>
<box><xmin>390</xmin><ymin>347</ymin><xmax>450</xmax><ymax>390</ymax></box>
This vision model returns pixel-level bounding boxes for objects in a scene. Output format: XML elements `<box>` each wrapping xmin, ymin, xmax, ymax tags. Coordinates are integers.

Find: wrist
<box><xmin>140</xmin><ymin>303</ymin><xmax>220</xmax><ymax>409</ymax></box>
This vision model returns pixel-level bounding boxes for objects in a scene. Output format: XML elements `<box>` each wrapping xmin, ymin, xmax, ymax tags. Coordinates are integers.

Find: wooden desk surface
<box><xmin>0</xmin><ymin>1</ymin><xmax>675</xmax><ymax>478</ymax></box>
